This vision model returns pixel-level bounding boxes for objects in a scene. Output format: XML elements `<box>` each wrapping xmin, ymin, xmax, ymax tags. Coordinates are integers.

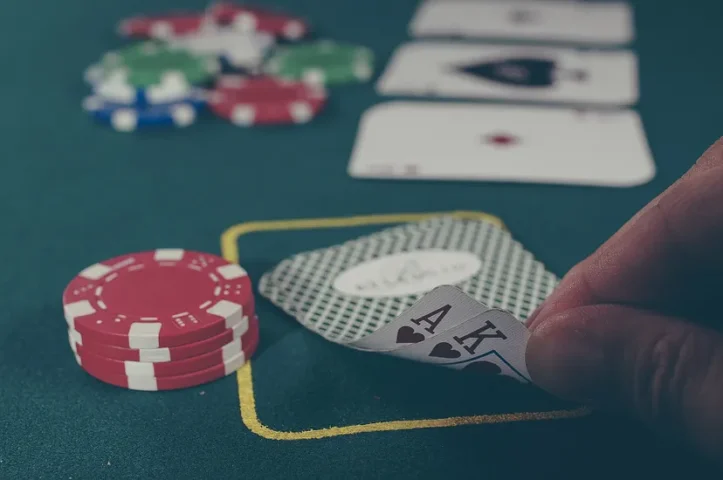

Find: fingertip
<box><xmin>526</xmin><ymin>310</ymin><xmax>606</xmax><ymax>402</ymax></box>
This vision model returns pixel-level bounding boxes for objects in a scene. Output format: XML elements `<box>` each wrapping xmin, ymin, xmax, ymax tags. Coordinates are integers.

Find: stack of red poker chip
<box><xmin>209</xmin><ymin>75</ymin><xmax>327</xmax><ymax>126</ymax></box>
<box><xmin>63</xmin><ymin>249</ymin><xmax>259</xmax><ymax>391</ymax></box>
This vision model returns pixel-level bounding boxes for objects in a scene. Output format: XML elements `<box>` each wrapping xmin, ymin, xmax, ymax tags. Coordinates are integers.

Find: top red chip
<box><xmin>63</xmin><ymin>249</ymin><xmax>254</xmax><ymax>349</ymax></box>
<box><xmin>209</xmin><ymin>3</ymin><xmax>308</xmax><ymax>40</ymax></box>
<box><xmin>117</xmin><ymin>14</ymin><xmax>212</xmax><ymax>39</ymax></box>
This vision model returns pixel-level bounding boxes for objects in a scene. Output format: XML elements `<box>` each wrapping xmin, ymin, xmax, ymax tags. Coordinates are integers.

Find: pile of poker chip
<box><xmin>81</xmin><ymin>2</ymin><xmax>375</xmax><ymax>132</ymax></box>
<box><xmin>63</xmin><ymin>249</ymin><xmax>259</xmax><ymax>391</ymax></box>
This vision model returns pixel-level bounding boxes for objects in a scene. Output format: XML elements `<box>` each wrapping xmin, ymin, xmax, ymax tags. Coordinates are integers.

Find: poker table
<box><xmin>2</xmin><ymin>0</ymin><xmax>722</xmax><ymax>477</ymax></box>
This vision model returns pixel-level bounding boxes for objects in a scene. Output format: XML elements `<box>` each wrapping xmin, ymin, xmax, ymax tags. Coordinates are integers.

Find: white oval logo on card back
<box><xmin>332</xmin><ymin>250</ymin><xmax>482</xmax><ymax>298</ymax></box>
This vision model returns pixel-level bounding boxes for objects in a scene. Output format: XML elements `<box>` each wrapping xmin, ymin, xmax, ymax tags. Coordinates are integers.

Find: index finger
<box><xmin>529</xmin><ymin>137</ymin><xmax>723</xmax><ymax>328</ymax></box>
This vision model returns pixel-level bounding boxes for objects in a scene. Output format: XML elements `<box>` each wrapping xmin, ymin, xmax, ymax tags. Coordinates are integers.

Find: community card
<box><xmin>259</xmin><ymin>215</ymin><xmax>558</xmax><ymax>381</ymax></box>
<box><xmin>348</xmin><ymin>101</ymin><xmax>656</xmax><ymax>187</ymax></box>
<box><xmin>410</xmin><ymin>0</ymin><xmax>634</xmax><ymax>45</ymax></box>
<box><xmin>375</xmin><ymin>41</ymin><xmax>639</xmax><ymax>106</ymax></box>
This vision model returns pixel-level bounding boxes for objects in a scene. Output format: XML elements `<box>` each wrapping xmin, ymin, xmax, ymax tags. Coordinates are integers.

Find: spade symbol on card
<box><xmin>429</xmin><ymin>342</ymin><xmax>461</xmax><ymax>359</ymax></box>
<box><xmin>396</xmin><ymin>326</ymin><xmax>425</xmax><ymax>344</ymax></box>
<box><xmin>455</xmin><ymin>58</ymin><xmax>587</xmax><ymax>88</ymax></box>
<box><xmin>463</xmin><ymin>361</ymin><xmax>502</xmax><ymax>375</ymax></box>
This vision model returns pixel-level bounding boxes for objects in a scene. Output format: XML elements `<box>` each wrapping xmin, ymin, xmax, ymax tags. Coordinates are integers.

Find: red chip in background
<box><xmin>117</xmin><ymin>14</ymin><xmax>213</xmax><ymax>39</ymax></box>
<box><xmin>209</xmin><ymin>75</ymin><xmax>327</xmax><ymax>126</ymax></box>
<box><xmin>210</xmin><ymin>3</ymin><xmax>308</xmax><ymax>40</ymax></box>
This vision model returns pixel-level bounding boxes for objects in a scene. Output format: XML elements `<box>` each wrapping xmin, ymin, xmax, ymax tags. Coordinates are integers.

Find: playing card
<box><xmin>376</xmin><ymin>41</ymin><xmax>639</xmax><ymax>106</ymax></box>
<box><xmin>410</xmin><ymin>0</ymin><xmax>634</xmax><ymax>45</ymax></box>
<box><xmin>390</xmin><ymin>309</ymin><xmax>532</xmax><ymax>382</ymax></box>
<box><xmin>348</xmin><ymin>101</ymin><xmax>656</xmax><ymax>187</ymax></box>
<box><xmin>349</xmin><ymin>284</ymin><xmax>491</xmax><ymax>352</ymax></box>
<box><xmin>260</xmin><ymin>215</ymin><xmax>557</xmax><ymax>346</ymax></box>
<box><xmin>258</xmin><ymin>215</ymin><xmax>458</xmax><ymax>307</ymax></box>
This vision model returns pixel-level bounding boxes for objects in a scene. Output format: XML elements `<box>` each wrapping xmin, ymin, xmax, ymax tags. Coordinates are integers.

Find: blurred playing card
<box><xmin>410</xmin><ymin>0</ymin><xmax>634</xmax><ymax>45</ymax></box>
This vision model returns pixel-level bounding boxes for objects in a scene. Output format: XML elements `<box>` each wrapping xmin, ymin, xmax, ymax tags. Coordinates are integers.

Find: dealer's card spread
<box><xmin>259</xmin><ymin>216</ymin><xmax>558</xmax><ymax>382</ymax></box>
<box><xmin>410</xmin><ymin>0</ymin><xmax>634</xmax><ymax>45</ymax></box>
<box><xmin>348</xmin><ymin>101</ymin><xmax>656</xmax><ymax>187</ymax></box>
<box><xmin>376</xmin><ymin>41</ymin><xmax>639</xmax><ymax>106</ymax></box>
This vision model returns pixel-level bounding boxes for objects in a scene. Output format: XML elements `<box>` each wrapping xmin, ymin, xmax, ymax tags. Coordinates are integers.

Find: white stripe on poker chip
<box><xmin>128</xmin><ymin>323</ymin><xmax>163</xmax><ymax>349</ymax></box>
<box><xmin>224</xmin><ymin>349</ymin><xmax>247</xmax><ymax>374</ymax></box>
<box><xmin>217</xmin><ymin>263</ymin><xmax>247</xmax><ymax>280</ymax></box>
<box><xmin>64</xmin><ymin>301</ymin><xmax>97</xmax><ymax>329</ymax></box>
<box><xmin>82</xmin><ymin>96</ymin><xmax>103</xmax><ymax>112</ymax></box>
<box><xmin>207</xmin><ymin>300</ymin><xmax>246</xmax><ymax>328</ymax></box>
<box><xmin>154</xmin><ymin>248</ymin><xmax>184</xmax><ymax>261</ymax></box>
<box><xmin>139</xmin><ymin>347</ymin><xmax>172</xmax><ymax>363</ymax></box>
<box><xmin>110</xmin><ymin>109</ymin><xmax>138</xmax><ymax>132</ymax></box>
<box><xmin>149</xmin><ymin>21</ymin><xmax>173</xmax><ymax>39</ymax></box>
<box><xmin>221</xmin><ymin>336</ymin><xmax>243</xmax><ymax>358</ymax></box>
<box><xmin>302</xmin><ymin>69</ymin><xmax>325</xmax><ymax>85</ymax></box>
<box><xmin>231</xmin><ymin>13</ymin><xmax>258</xmax><ymax>32</ymax></box>
<box><xmin>170</xmin><ymin>104</ymin><xmax>196</xmax><ymax>127</ymax></box>
<box><xmin>78</xmin><ymin>262</ymin><xmax>113</xmax><ymax>280</ymax></box>
<box><xmin>124</xmin><ymin>361</ymin><xmax>155</xmax><ymax>376</ymax></box>
<box><xmin>282</xmin><ymin>21</ymin><xmax>304</xmax><ymax>40</ymax></box>
<box><xmin>354</xmin><ymin>61</ymin><xmax>373</xmax><ymax>80</ymax></box>
<box><xmin>290</xmin><ymin>102</ymin><xmax>313</xmax><ymax>123</ymax></box>
<box><xmin>231</xmin><ymin>105</ymin><xmax>255</xmax><ymax>126</ymax></box>
<box><xmin>69</xmin><ymin>329</ymin><xmax>83</xmax><ymax>346</ymax></box>
<box><xmin>127</xmin><ymin>376</ymin><xmax>158</xmax><ymax>391</ymax></box>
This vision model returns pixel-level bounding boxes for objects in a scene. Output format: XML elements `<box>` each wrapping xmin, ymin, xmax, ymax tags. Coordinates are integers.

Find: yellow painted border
<box><xmin>220</xmin><ymin>211</ymin><xmax>591</xmax><ymax>440</ymax></box>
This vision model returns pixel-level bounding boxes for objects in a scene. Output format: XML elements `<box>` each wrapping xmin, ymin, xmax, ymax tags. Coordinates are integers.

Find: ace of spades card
<box><xmin>375</xmin><ymin>41</ymin><xmax>639</xmax><ymax>106</ymax></box>
<box><xmin>258</xmin><ymin>216</ymin><xmax>559</xmax><ymax>383</ymax></box>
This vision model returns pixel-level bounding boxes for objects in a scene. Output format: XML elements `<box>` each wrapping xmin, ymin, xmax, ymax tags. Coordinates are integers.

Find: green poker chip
<box><xmin>263</xmin><ymin>40</ymin><xmax>374</xmax><ymax>85</ymax></box>
<box><xmin>84</xmin><ymin>41</ymin><xmax>220</xmax><ymax>87</ymax></box>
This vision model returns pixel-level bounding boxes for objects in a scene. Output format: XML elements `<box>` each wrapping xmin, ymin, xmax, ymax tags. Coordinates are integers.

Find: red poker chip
<box><xmin>68</xmin><ymin>314</ymin><xmax>254</xmax><ymax>363</ymax></box>
<box><xmin>63</xmin><ymin>249</ymin><xmax>254</xmax><ymax>349</ymax></box>
<box><xmin>117</xmin><ymin>13</ymin><xmax>211</xmax><ymax>39</ymax></box>
<box><xmin>73</xmin><ymin>316</ymin><xmax>259</xmax><ymax>378</ymax></box>
<box><xmin>77</xmin><ymin>325</ymin><xmax>259</xmax><ymax>391</ymax></box>
<box><xmin>210</xmin><ymin>3</ymin><xmax>308</xmax><ymax>40</ymax></box>
<box><xmin>209</xmin><ymin>75</ymin><xmax>326</xmax><ymax>126</ymax></box>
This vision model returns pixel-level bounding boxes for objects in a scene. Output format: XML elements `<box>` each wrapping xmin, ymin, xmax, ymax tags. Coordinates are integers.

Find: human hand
<box><xmin>526</xmin><ymin>138</ymin><xmax>723</xmax><ymax>461</ymax></box>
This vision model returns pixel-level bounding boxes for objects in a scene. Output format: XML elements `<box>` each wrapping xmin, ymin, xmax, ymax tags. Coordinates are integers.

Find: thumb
<box><xmin>526</xmin><ymin>304</ymin><xmax>723</xmax><ymax>459</ymax></box>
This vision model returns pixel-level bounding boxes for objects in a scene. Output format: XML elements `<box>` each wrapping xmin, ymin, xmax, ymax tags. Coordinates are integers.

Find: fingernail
<box><xmin>526</xmin><ymin>321</ymin><xmax>607</xmax><ymax>402</ymax></box>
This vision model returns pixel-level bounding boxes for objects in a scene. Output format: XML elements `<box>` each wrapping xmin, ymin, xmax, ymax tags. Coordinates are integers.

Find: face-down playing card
<box><xmin>258</xmin><ymin>216</ymin><xmax>558</xmax><ymax>382</ymax></box>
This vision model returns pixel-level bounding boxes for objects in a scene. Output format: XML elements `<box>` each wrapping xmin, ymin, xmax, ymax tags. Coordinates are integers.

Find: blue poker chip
<box><xmin>86</xmin><ymin>65</ymin><xmax>211</xmax><ymax>107</ymax></box>
<box><xmin>82</xmin><ymin>92</ymin><xmax>207</xmax><ymax>132</ymax></box>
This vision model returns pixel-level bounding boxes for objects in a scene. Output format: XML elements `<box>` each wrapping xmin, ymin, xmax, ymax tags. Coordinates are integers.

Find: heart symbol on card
<box><xmin>396</xmin><ymin>326</ymin><xmax>425</xmax><ymax>344</ymax></box>
<box><xmin>429</xmin><ymin>342</ymin><xmax>461</xmax><ymax>359</ymax></box>
<box><xmin>463</xmin><ymin>361</ymin><xmax>502</xmax><ymax>375</ymax></box>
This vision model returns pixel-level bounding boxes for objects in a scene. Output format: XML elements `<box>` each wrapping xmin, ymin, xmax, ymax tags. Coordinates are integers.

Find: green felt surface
<box><xmin>1</xmin><ymin>0</ymin><xmax>722</xmax><ymax>478</ymax></box>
